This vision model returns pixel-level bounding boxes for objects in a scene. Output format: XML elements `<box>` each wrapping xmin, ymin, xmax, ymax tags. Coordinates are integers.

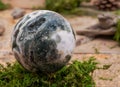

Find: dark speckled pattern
<box><xmin>11</xmin><ymin>10</ymin><xmax>75</xmax><ymax>72</ymax></box>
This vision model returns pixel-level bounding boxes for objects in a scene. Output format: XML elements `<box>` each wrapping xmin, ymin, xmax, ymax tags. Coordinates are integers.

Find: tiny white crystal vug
<box><xmin>11</xmin><ymin>10</ymin><xmax>76</xmax><ymax>72</ymax></box>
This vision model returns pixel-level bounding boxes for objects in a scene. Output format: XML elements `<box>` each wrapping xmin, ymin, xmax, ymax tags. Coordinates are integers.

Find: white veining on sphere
<box><xmin>51</xmin><ymin>27</ymin><xmax>75</xmax><ymax>60</ymax></box>
<box><xmin>12</xmin><ymin>10</ymin><xmax>76</xmax><ymax>72</ymax></box>
<box><xmin>15</xmin><ymin>10</ymin><xmax>50</xmax><ymax>53</ymax></box>
<box><xmin>15</xmin><ymin>10</ymin><xmax>52</xmax><ymax>42</ymax></box>
<box><xmin>18</xmin><ymin>10</ymin><xmax>75</xmax><ymax>57</ymax></box>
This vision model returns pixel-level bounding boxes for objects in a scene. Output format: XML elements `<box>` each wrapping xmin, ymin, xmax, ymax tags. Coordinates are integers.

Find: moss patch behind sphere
<box><xmin>0</xmin><ymin>0</ymin><xmax>10</xmax><ymax>10</ymax></box>
<box><xmin>114</xmin><ymin>19</ymin><xmax>120</xmax><ymax>43</ymax></box>
<box><xmin>0</xmin><ymin>57</ymin><xmax>97</xmax><ymax>87</ymax></box>
<box><xmin>45</xmin><ymin>0</ymin><xmax>81</xmax><ymax>12</ymax></box>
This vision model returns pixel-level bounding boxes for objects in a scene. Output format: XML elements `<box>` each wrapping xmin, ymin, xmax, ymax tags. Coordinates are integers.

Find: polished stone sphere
<box><xmin>11</xmin><ymin>10</ymin><xmax>76</xmax><ymax>72</ymax></box>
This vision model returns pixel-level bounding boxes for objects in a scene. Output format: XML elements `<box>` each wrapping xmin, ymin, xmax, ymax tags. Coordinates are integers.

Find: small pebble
<box><xmin>0</xmin><ymin>23</ymin><xmax>5</xmax><ymax>35</ymax></box>
<box><xmin>11</xmin><ymin>8</ymin><xmax>25</xmax><ymax>19</ymax></box>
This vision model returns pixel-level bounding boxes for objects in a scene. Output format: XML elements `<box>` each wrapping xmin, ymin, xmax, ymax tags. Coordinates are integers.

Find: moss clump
<box><xmin>45</xmin><ymin>0</ymin><xmax>81</xmax><ymax>12</ymax></box>
<box><xmin>114</xmin><ymin>19</ymin><xmax>120</xmax><ymax>43</ymax></box>
<box><xmin>0</xmin><ymin>57</ymin><xmax>97</xmax><ymax>87</ymax></box>
<box><xmin>114</xmin><ymin>10</ymin><xmax>120</xmax><ymax>16</ymax></box>
<box><xmin>0</xmin><ymin>0</ymin><xmax>10</xmax><ymax>10</ymax></box>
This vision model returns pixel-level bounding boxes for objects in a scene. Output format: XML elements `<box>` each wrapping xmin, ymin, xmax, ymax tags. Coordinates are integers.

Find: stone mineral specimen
<box><xmin>11</xmin><ymin>10</ymin><xmax>76</xmax><ymax>73</ymax></box>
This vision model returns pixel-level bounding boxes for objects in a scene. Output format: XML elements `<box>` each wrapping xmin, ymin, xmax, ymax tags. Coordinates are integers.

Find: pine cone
<box><xmin>93</xmin><ymin>0</ymin><xmax>120</xmax><ymax>11</ymax></box>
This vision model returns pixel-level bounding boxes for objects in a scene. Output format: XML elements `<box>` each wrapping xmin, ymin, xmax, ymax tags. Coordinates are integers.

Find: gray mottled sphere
<box><xmin>11</xmin><ymin>10</ymin><xmax>76</xmax><ymax>73</ymax></box>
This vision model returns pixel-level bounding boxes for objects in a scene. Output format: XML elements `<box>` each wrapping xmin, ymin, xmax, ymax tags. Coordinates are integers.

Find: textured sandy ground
<box><xmin>0</xmin><ymin>9</ymin><xmax>120</xmax><ymax>87</ymax></box>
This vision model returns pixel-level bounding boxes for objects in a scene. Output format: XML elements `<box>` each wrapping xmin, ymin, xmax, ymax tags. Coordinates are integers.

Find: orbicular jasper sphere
<box><xmin>11</xmin><ymin>10</ymin><xmax>76</xmax><ymax>72</ymax></box>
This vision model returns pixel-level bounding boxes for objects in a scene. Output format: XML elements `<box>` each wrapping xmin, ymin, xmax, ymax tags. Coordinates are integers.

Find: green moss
<box><xmin>114</xmin><ymin>19</ymin><xmax>120</xmax><ymax>43</ymax></box>
<box><xmin>0</xmin><ymin>57</ymin><xmax>97</xmax><ymax>87</ymax></box>
<box><xmin>0</xmin><ymin>0</ymin><xmax>10</xmax><ymax>10</ymax></box>
<box><xmin>45</xmin><ymin>0</ymin><xmax>82</xmax><ymax>12</ymax></box>
<box><xmin>102</xmin><ymin>64</ymin><xmax>111</xmax><ymax>70</ymax></box>
<box><xmin>32</xmin><ymin>0</ymin><xmax>96</xmax><ymax>16</ymax></box>
<box><xmin>114</xmin><ymin>10</ymin><xmax>120</xmax><ymax>16</ymax></box>
<box><xmin>99</xmin><ymin>77</ymin><xmax>113</xmax><ymax>81</ymax></box>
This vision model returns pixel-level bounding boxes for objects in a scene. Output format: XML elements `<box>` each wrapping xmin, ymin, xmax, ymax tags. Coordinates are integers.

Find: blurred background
<box><xmin>1</xmin><ymin>0</ymin><xmax>120</xmax><ymax>14</ymax></box>
<box><xmin>0</xmin><ymin>0</ymin><xmax>120</xmax><ymax>86</ymax></box>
